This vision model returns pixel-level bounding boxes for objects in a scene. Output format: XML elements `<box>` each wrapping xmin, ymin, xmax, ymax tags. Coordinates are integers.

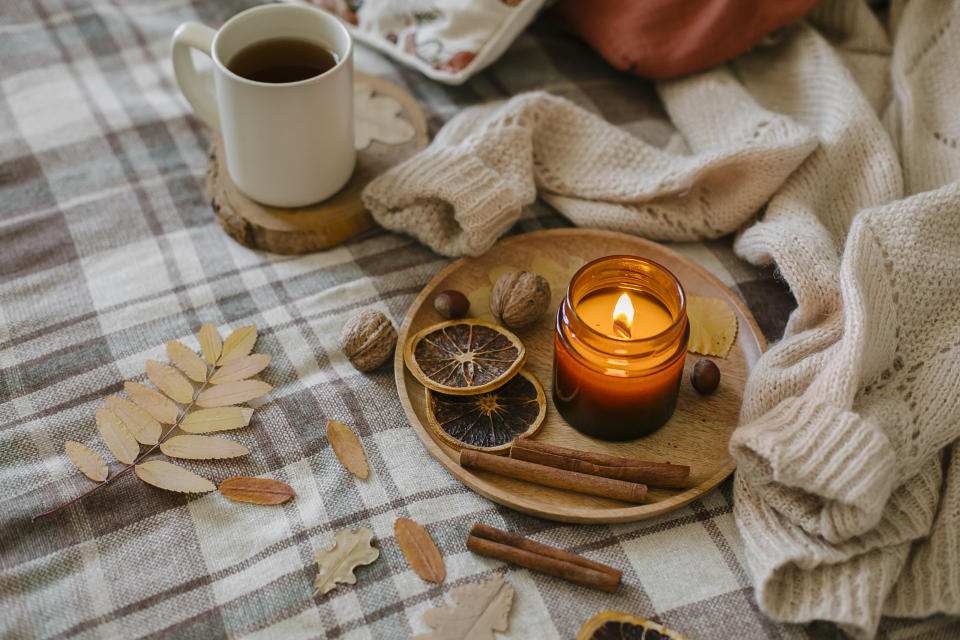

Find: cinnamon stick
<box><xmin>459</xmin><ymin>449</ymin><xmax>647</xmax><ymax>503</ymax></box>
<box><xmin>467</xmin><ymin>523</ymin><xmax>621</xmax><ymax>592</ymax></box>
<box><xmin>511</xmin><ymin>437</ymin><xmax>690</xmax><ymax>489</ymax></box>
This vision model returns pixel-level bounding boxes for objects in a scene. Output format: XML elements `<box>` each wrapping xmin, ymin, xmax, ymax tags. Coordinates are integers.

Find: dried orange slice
<box><xmin>425</xmin><ymin>370</ymin><xmax>545</xmax><ymax>454</ymax></box>
<box><xmin>577</xmin><ymin>610</ymin><xmax>688</xmax><ymax>640</ymax></box>
<box><xmin>404</xmin><ymin>319</ymin><xmax>526</xmax><ymax>395</ymax></box>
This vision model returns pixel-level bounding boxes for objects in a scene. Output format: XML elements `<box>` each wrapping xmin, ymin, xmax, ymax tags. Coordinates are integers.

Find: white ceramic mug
<box><xmin>172</xmin><ymin>4</ymin><xmax>354</xmax><ymax>207</ymax></box>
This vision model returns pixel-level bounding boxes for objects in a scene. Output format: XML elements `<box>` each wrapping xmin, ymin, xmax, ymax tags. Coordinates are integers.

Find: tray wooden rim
<box><xmin>395</xmin><ymin>229</ymin><xmax>766</xmax><ymax>523</ymax></box>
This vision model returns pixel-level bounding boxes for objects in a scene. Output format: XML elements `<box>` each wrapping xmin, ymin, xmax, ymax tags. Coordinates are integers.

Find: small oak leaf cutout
<box><xmin>413</xmin><ymin>574</ymin><xmax>514</xmax><ymax>640</ymax></box>
<box><xmin>313</xmin><ymin>527</ymin><xmax>380</xmax><ymax>596</ymax></box>
<box><xmin>354</xmin><ymin>84</ymin><xmax>415</xmax><ymax>150</ymax></box>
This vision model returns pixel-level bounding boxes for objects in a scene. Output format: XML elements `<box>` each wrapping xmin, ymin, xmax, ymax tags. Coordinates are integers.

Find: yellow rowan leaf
<box><xmin>160</xmin><ymin>435</ymin><xmax>249</xmax><ymax>460</ymax></box>
<box><xmin>179</xmin><ymin>407</ymin><xmax>247</xmax><ymax>433</ymax></box>
<box><xmin>313</xmin><ymin>527</ymin><xmax>380</xmax><ymax>596</ymax></box>
<box><xmin>327</xmin><ymin>420</ymin><xmax>369</xmax><ymax>479</ymax></box>
<box><xmin>210</xmin><ymin>353</ymin><xmax>271</xmax><ymax>384</ymax></box>
<box><xmin>125</xmin><ymin>381</ymin><xmax>179</xmax><ymax>424</ymax></box>
<box><xmin>220</xmin><ymin>476</ymin><xmax>295</xmax><ymax>505</ymax></box>
<box><xmin>686</xmin><ymin>296</ymin><xmax>738</xmax><ymax>358</ymax></box>
<box><xmin>198</xmin><ymin>322</ymin><xmax>223</xmax><ymax>366</ymax></box>
<box><xmin>218</xmin><ymin>325</ymin><xmax>257</xmax><ymax>366</ymax></box>
<box><xmin>105</xmin><ymin>396</ymin><xmax>161</xmax><ymax>445</ymax></box>
<box><xmin>65</xmin><ymin>441</ymin><xmax>108</xmax><ymax>482</ymax></box>
<box><xmin>241</xmin><ymin>407</ymin><xmax>254</xmax><ymax>426</ymax></box>
<box><xmin>95</xmin><ymin>408</ymin><xmax>140</xmax><ymax>465</ymax></box>
<box><xmin>146</xmin><ymin>360</ymin><xmax>194</xmax><ymax>404</ymax></box>
<box><xmin>196</xmin><ymin>380</ymin><xmax>272</xmax><ymax>408</ymax></box>
<box><xmin>135</xmin><ymin>460</ymin><xmax>215</xmax><ymax>493</ymax></box>
<box><xmin>166</xmin><ymin>341</ymin><xmax>208</xmax><ymax>382</ymax></box>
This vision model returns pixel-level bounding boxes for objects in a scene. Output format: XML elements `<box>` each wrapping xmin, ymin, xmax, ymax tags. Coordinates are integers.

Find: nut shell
<box><xmin>338</xmin><ymin>310</ymin><xmax>397</xmax><ymax>372</ymax></box>
<box><xmin>434</xmin><ymin>290</ymin><xmax>470</xmax><ymax>319</ymax></box>
<box><xmin>489</xmin><ymin>271</ymin><xmax>551</xmax><ymax>330</ymax></box>
<box><xmin>691</xmin><ymin>358</ymin><xmax>720</xmax><ymax>395</ymax></box>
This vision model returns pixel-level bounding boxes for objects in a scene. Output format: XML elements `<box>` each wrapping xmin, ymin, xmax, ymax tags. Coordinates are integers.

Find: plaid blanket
<box><xmin>2</xmin><ymin>1</ymin><xmax>954</xmax><ymax>638</ymax></box>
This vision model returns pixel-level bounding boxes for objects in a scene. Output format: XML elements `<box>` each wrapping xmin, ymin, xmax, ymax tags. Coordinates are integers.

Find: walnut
<box><xmin>489</xmin><ymin>271</ymin><xmax>551</xmax><ymax>330</ymax></box>
<box><xmin>338</xmin><ymin>310</ymin><xmax>397</xmax><ymax>372</ymax></box>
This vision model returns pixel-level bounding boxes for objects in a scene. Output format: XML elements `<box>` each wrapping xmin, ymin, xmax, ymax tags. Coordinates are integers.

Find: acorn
<box><xmin>691</xmin><ymin>358</ymin><xmax>720</xmax><ymax>395</ymax></box>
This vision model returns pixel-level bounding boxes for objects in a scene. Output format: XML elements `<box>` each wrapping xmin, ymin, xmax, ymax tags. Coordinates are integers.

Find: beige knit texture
<box><xmin>363</xmin><ymin>1</ymin><xmax>960</xmax><ymax>637</ymax></box>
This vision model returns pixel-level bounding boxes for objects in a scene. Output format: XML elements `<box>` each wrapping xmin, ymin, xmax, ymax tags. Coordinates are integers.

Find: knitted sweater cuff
<box><xmin>730</xmin><ymin>397</ymin><xmax>897</xmax><ymax>543</ymax></box>
<box><xmin>362</xmin><ymin>147</ymin><xmax>523</xmax><ymax>257</ymax></box>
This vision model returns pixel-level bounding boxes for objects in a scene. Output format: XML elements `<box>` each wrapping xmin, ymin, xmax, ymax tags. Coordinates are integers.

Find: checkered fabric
<box><xmin>1</xmin><ymin>1</ymin><xmax>956</xmax><ymax>639</ymax></box>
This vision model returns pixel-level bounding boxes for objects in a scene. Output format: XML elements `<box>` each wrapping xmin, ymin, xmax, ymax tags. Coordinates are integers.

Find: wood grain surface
<box><xmin>395</xmin><ymin>229</ymin><xmax>766</xmax><ymax>523</ymax></box>
<box><xmin>207</xmin><ymin>74</ymin><xmax>429</xmax><ymax>254</ymax></box>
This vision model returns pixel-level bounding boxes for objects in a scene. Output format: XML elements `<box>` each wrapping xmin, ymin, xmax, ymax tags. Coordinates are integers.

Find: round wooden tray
<box><xmin>395</xmin><ymin>229</ymin><xmax>766</xmax><ymax>523</ymax></box>
<box><xmin>207</xmin><ymin>73</ymin><xmax>429</xmax><ymax>254</ymax></box>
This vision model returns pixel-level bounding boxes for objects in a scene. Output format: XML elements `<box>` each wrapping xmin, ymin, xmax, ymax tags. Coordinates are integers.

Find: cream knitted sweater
<box><xmin>363</xmin><ymin>1</ymin><xmax>960</xmax><ymax>637</ymax></box>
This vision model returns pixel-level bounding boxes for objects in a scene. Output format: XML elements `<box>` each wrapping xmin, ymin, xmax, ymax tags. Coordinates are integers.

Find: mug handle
<box><xmin>171</xmin><ymin>23</ymin><xmax>220</xmax><ymax>130</ymax></box>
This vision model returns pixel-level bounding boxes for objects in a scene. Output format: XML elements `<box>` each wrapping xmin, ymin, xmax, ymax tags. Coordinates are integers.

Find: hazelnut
<box><xmin>338</xmin><ymin>309</ymin><xmax>397</xmax><ymax>372</ymax></box>
<box><xmin>691</xmin><ymin>358</ymin><xmax>720</xmax><ymax>395</ymax></box>
<box><xmin>489</xmin><ymin>270</ymin><xmax>551</xmax><ymax>330</ymax></box>
<box><xmin>434</xmin><ymin>289</ymin><xmax>470</xmax><ymax>319</ymax></box>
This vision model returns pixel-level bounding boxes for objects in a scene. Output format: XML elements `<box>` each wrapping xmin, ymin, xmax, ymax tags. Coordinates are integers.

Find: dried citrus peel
<box><xmin>686</xmin><ymin>296</ymin><xmax>738</xmax><ymax>357</ymax></box>
<box><xmin>576</xmin><ymin>610</ymin><xmax>689</xmax><ymax>640</ymax></box>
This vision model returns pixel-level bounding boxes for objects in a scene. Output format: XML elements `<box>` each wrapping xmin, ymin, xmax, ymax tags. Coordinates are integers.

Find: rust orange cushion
<box><xmin>550</xmin><ymin>0</ymin><xmax>821</xmax><ymax>79</ymax></box>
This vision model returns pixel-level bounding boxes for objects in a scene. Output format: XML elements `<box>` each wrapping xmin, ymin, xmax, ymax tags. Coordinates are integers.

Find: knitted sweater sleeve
<box><xmin>362</xmin><ymin>81</ymin><xmax>816</xmax><ymax>256</ymax></box>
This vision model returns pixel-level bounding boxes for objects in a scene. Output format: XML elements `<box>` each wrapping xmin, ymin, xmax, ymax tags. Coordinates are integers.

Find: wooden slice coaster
<box><xmin>207</xmin><ymin>73</ymin><xmax>429</xmax><ymax>254</ymax></box>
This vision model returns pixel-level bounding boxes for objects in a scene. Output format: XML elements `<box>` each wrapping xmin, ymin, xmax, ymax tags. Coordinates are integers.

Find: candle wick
<box><xmin>613</xmin><ymin>315</ymin><xmax>631</xmax><ymax>339</ymax></box>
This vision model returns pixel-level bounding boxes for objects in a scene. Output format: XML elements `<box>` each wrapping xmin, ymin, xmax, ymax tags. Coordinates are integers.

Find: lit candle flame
<box><xmin>612</xmin><ymin>293</ymin><xmax>634</xmax><ymax>339</ymax></box>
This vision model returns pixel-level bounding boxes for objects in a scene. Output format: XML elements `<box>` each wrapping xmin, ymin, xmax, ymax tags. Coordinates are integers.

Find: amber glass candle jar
<box><xmin>553</xmin><ymin>255</ymin><xmax>688</xmax><ymax>441</ymax></box>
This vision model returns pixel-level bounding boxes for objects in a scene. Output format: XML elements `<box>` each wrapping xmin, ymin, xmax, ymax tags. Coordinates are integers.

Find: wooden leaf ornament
<box><xmin>196</xmin><ymin>380</ymin><xmax>272</xmax><ymax>408</ymax></box>
<box><xmin>198</xmin><ymin>322</ymin><xmax>223</xmax><ymax>365</ymax></box>
<box><xmin>146</xmin><ymin>360</ymin><xmax>194</xmax><ymax>404</ymax></box>
<box><xmin>220</xmin><ymin>476</ymin><xmax>295</xmax><ymax>505</ymax></box>
<box><xmin>210</xmin><ymin>353</ymin><xmax>271</xmax><ymax>384</ymax></box>
<box><xmin>65</xmin><ymin>441</ymin><xmax>108</xmax><ymax>482</ymax></box>
<box><xmin>124</xmin><ymin>381</ymin><xmax>179</xmax><ymax>424</ymax></box>
<box><xmin>395</xmin><ymin>518</ymin><xmax>445</xmax><ymax>584</ymax></box>
<box><xmin>105</xmin><ymin>396</ymin><xmax>161</xmax><ymax>445</ymax></box>
<box><xmin>160</xmin><ymin>435</ymin><xmax>249</xmax><ymax>460</ymax></box>
<box><xmin>312</xmin><ymin>527</ymin><xmax>380</xmax><ymax>596</ymax></box>
<box><xmin>218</xmin><ymin>325</ymin><xmax>257</xmax><ymax>366</ymax></box>
<box><xmin>95</xmin><ymin>408</ymin><xmax>140</xmax><ymax>464</ymax></box>
<box><xmin>135</xmin><ymin>460</ymin><xmax>215</xmax><ymax>493</ymax></box>
<box><xmin>179</xmin><ymin>407</ymin><xmax>247</xmax><ymax>433</ymax></box>
<box><xmin>166</xmin><ymin>340</ymin><xmax>208</xmax><ymax>382</ymax></box>
<box><xmin>414</xmin><ymin>574</ymin><xmax>514</xmax><ymax>640</ymax></box>
<box><xmin>327</xmin><ymin>420</ymin><xmax>369</xmax><ymax>479</ymax></box>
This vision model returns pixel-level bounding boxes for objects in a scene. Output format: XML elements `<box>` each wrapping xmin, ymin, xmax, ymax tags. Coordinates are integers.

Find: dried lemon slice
<box><xmin>577</xmin><ymin>610</ymin><xmax>689</xmax><ymax>640</ymax></box>
<box><xmin>686</xmin><ymin>296</ymin><xmax>738</xmax><ymax>357</ymax></box>
<box><xmin>425</xmin><ymin>370</ymin><xmax>546</xmax><ymax>454</ymax></box>
<box><xmin>404</xmin><ymin>319</ymin><xmax>526</xmax><ymax>395</ymax></box>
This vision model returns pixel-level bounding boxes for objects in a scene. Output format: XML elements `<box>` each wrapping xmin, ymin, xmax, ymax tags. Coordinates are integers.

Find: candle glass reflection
<box><xmin>553</xmin><ymin>255</ymin><xmax>688</xmax><ymax>441</ymax></box>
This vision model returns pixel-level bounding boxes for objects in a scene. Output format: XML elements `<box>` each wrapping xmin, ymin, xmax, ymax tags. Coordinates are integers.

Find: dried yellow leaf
<box><xmin>210</xmin><ymin>353</ymin><xmax>271</xmax><ymax>384</ymax></box>
<box><xmin>95</xmin><ymin>408</ymin><xmax>140</xmax><ymax>465</ymax></box>
<box><xmin>146</xmin><ymin>360</ymin><xmax>194</xmax><ymax>404</ymax></box>
<box><xmin>134</xmin><ymin>460</ymin><xmax>215</xmax><ymax>493</ymax></box>
<box><xmin>414</xmin><ymin>574</ymin><xmax>514</xmax><ymax>640</ymax></box>
<box><xmin>198</xmin><ymin>322</ymin><xmax>222</xmax><ymax>366</ymax></box>
<box><xmin>218</xmin><ymin>325</ymin><xmax>257</xmax><ymax>366</ymax></box>
<box><xmin>196</xmin><ymin>380</ymin><xmax>272</xmax><ymax>408</ymax></box>
<box><xmin>105</xmin><ymin>396</ymin><xmax>161</xmax><ymax>445</ymax></box>
<box><xmin>160</xmin><ymin>435</ymin><xmax>249</xmax><ymax>459</ymax></box>
<box><xmin>327</xmin><ymin>420</ymin><xmax>369</xmax><ymax>479</ymax></box>
<box><xmin>179</xmin><ymin>407</ymin><xmax>247</xmax><ymax>433</ymax></box>
<box><xmin>395</xmin><ymin>517</ymin><xmax>445</xmax><ymax>584</ymax></box>
<box><xmin>220</xmin><ymin>476</ymin><xmax>295</xmax><ymax>505</ymax></box>
<box><xmin>313</xmin><ymin>527</ymin><xmax>380</xmax><ymax>596</ymax></box>
<box><xmin>687</xmin><ymin>296</ymin><xmax>738</xmax><ymax>358</ymax></box>
<box><xmin>64</xmin><ymin>441</ymin><xmax>108</xmax><ymax>482</ymax></box>
<box><xmin>241</xmin><ymin>407</ymin><xmax>254</xmax><ymax>426</ymax></box>
<box><xmin>166</xmin><ymin>341</ymin><xmax>208</xmax><ymax>382</ymax></box>
<box><xmin>124</xmin><ymin>381</ymin><xmax>179</xmax><ymax>424</ymax></box>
